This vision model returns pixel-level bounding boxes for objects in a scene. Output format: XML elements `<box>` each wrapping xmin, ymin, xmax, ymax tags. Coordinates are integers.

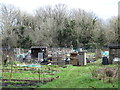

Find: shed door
<box><xmin>38</xmin><ymin>52</ymin><xmax>43</xmax><ymax>62</ymax></box>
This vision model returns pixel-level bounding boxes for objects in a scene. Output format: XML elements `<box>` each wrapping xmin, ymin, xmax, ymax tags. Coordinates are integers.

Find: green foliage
<box><xmin>17</xmin><ymin>35</ymin><xmax>33</xmax><ymax>49</ymax></box>
<box><xmin>94</xmin><ymin>29</ymin><xmax>107</xmax><ymax>48</ymax></box>
<box><xmin>57</xmin><ymin>19</ymin><xmax>78</xmax><ymax>47</ymax></box>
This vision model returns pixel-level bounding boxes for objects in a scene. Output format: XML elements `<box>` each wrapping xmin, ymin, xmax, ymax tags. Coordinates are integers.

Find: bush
<box><xmin>90</xmin><ymin>66</ymin><xmax>118</xmax><ymax>83</ymax></box>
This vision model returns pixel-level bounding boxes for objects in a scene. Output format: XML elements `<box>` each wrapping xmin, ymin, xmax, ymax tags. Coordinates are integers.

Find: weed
<box><xmin>89</xmin><ymin>66</ymin><xmax>98</xmax><ymax>79</ymax></box>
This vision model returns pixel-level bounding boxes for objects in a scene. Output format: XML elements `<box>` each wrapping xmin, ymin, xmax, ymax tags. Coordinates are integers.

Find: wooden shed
<box><xmin>31</xmin><ymin>46</ymin><xmax>47</xmax><ymax>59</ymax></box>
<box><xmin>70</xmin><ymin>52</ymin><xmax>78</xmax><ymax>65</ymax></box>
<box><xmin>108</xmin><ymin>43</ymin><xmax>120</xmax><ymax>64</ymax></box>
<box><xmin>70</xmin><ymin>51</ymin><xmax>87</xmax><ymax>66</ymax></box>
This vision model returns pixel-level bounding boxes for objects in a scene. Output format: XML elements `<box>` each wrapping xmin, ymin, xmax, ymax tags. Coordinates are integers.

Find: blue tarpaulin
<box><xmin>102</xmin><ymin>51</ymin><xmax>109</xmax><ymax>56</ymax></box>
<box><xmin>20</xmin><ymin>64</ymin><xmax>41</xmax><ymax>67</ymax></box>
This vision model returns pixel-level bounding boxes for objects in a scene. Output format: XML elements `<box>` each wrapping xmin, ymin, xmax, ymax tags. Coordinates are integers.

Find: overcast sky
<box><xmin>0</xmin><ymin>0</ymin><xmax>119</xmax><ymax>21</ymax></box>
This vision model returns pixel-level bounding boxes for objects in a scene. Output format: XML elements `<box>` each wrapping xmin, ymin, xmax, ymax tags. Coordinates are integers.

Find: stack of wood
<box><xmin>70</xmin><ymin>51</ymin><xmax>87</xmax><ymax>66</ymax></box>
<box><xmin>51</xmin><ymin>57</ymin><xmax>65</xmax><ymax>65</ymax></box>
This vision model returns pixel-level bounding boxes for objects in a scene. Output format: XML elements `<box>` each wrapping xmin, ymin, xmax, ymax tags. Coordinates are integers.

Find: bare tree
<box><xmin>35</xmin><ymin>4</ymin><xmax>68</xmax><ymax>47</ymax></box>
<box><xmin>105</xmin><ymin>16</ymin><xmax>118</xmax><ymax>43</ymax></box>
<box><xmin>0</xmin><ymin>3</ymin><xmax>20</xmax><ymax>48</ymax></box>
<box><xmin>69</xmin><ymin>9</ymin><xmax>100</xmax><ymax>48</ymax></box>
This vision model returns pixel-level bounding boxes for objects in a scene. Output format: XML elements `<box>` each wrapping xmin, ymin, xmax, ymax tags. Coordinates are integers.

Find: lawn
<box><xmin>38</xmin><ymin>61</ymin><xmax>118</xmax><ymax>88</ymax></box>
<box><xmin>1</xmin><ymin>59</ymin><xmax>119</xmax><ymax>88</ymax></box>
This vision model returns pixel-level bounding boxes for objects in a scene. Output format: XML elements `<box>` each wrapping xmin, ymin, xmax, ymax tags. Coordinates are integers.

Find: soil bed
<box><xmin>2</xmin><ymin>77</ymin><xmax>59</xmax><ymax>87</ymax></box>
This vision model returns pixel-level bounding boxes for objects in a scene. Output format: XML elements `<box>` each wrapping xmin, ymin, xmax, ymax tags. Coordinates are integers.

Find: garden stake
<box><xmin>38</xmin><ymin>68</ymin><xmax>40</xmax><ymax>83</ymax></box>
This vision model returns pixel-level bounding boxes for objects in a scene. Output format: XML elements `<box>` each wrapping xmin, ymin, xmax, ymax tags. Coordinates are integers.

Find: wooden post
<box><xmin>109</xmin><ymin>48</ymin><xmax>113</xmax><ymax>64</ymax></box>
<box><xmin>84</xmin><ymin>52</ymin><xmax>87</xmax><ymax>65</ymax></box>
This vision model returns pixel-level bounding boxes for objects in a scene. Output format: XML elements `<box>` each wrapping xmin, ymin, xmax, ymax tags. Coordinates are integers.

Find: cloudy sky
<box><xmin>0</xmin><ymin>0</ymin><xmax>119</xmax><ymax>21</ymax></box>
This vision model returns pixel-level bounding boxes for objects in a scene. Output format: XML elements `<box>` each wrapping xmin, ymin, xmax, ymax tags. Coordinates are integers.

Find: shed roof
<box><xmin>31</xmin><ymin>46</ymin><xmax>47</xmax><ymax>49</ymax></box>
<box><xmin>108</xmin><ymin>43</ymin><xmax>120</xmax><ymax>49</ymax></box>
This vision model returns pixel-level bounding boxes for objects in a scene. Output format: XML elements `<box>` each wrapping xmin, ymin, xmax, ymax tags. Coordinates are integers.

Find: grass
<box><xmin>38</xmin><ymin>68</ymin><xmax>118</xmax><ymax>88</ymax></box>
<box><xmin>37</xmin><ymin>59</ymin><xmax>118</xmax><ymax>88</ymax></box>
<box><xmin>2</xmin><ymin>59</ymin><xmax>119</xmax><ymax>88</ymax></box>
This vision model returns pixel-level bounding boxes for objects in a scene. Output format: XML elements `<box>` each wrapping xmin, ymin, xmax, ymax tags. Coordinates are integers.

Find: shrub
<box><xmin>90</xmin><ymin>67</ymin><xmax>118</xmax><ymax>83</ymax></box>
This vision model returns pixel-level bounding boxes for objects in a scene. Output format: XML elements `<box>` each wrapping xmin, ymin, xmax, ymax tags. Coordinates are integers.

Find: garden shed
<box><xmin>108</xmin><ymin>43</ymin><xmax>120</xmax><ymax>64</ymax></box>
<box><xmin>31</xmin><ymin>46</ymin><xmax>48</xmax><ymax>59</ymax></box>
